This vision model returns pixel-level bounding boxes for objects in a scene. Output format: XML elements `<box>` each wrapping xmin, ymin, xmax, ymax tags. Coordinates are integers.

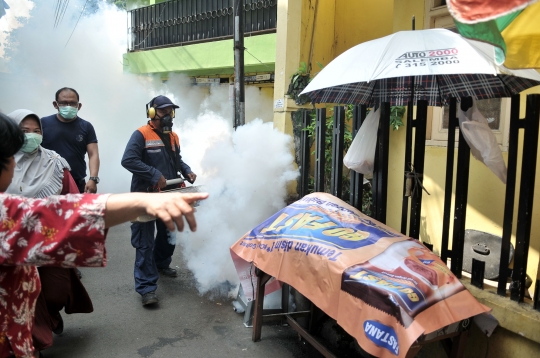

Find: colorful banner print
<box><xmin>341</xmin><ymin>239</ymin><xmax>465</xmax><ymax>329</ymax></box>
<box><xmin>230</xmin><ymin>193</ymin><xmax>491</xmax><ymax>358</ymax></box>
<box><xmin>243</xmin><ymin>194</ymin><xmax>401</xmax><ymax>252</ymax></box>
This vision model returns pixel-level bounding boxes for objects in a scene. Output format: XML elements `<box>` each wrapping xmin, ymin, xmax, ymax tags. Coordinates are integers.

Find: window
<box><xmin>424</xmin><ymin>0</ymin><xmax>452</xmax><ymax>30</ymax></box>
<box><xmin>427</xmin><ymin>99</ymin><xmax>510</xmax><ymax>149</ymax></box>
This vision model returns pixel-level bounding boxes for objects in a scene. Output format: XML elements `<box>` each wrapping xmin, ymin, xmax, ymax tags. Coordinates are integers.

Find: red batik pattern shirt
<box><xmin>0</xmin><ymin>193</ymin><xmax>109</xmax><ymax>358</ymax></box>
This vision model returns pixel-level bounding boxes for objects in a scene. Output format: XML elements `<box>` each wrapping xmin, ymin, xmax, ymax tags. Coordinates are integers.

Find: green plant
<box><xmin>390</xmin><ymin>106</ymin><xmax>406</xmax><ymax>131</ymax></box>
<box><xmin>287</xmin><ymin>62</ymin><xmax>324</xmax><ymax>106</ymax></box>
<box><xmin>292</xmin><ymin>105</ymin><xmax>373</xmax><ymax>215</ymax></box>
<box><xmin>290</xmin><ymin>59</ymin><xmax>395</xmax><ymax>215</ymax></box>
<box><xmin>287</xmin><ymin>62</ymin><xmax>311</xmax><ymax>105</ymax></box>
<box><xmin>298</xmin><ymin>105</ymin><xmax>373</xmax><ymax>215</ymax></box>
<box><xmin>304</xmin><ymin>106</ymin><xmax>352</xmax><ymax>170</ymax></box>
<box><xmin>303</xmin><ymin>106</ymin><xmax>353</xmax><ymax>192</ymax></box>
<box><xmin>362</xmin><ymin>183</ymin><xmax>373</xmax><ymax>216</ymax></box>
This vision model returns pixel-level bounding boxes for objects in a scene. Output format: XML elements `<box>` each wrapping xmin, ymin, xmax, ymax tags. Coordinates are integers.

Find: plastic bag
<box><xmin>458</xmin><ymin>99</ymin><xmax>507</xmax><ymax>183</ymax></box>
<box><xmin>343</xmin><ymin>107</ymin><xmax>381</xmax><ymax>176</ymax></box>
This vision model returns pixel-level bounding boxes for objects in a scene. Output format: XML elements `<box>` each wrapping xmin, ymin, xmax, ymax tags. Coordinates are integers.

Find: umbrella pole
<box><xmin>408</xmin><ymin>101</ymin><xmax>428</xmax><ymax>239</ymax></box>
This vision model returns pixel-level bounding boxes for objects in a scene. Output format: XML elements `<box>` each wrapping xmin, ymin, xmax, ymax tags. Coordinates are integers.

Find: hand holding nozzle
<box><xmin>138</xmin><ymin>177</ymin><xmax>203</xmax><ymax>221</ymax></box>
<box><xmin>166</xmin><ymin>178</ymin><xmax>185</xmax><ymax>186</ymax></box>
<box><xmin>157</xmin><ymin>176</ymin><xmax>185</xmax><ymax>189</ymax></box>
<box><xmin>164</xmin><ymin>174</ymin><xmax>197</xmax><ymax>186</ymax></box>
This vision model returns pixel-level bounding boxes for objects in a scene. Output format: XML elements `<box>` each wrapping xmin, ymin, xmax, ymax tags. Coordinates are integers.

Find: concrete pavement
<box><xmin>43</xmin><ymin>223</ymin><xmax>313</xmax><ymax>358</ymax></box>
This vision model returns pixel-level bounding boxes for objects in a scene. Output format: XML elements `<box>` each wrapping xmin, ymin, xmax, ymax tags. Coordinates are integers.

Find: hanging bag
<box><xmin>343</xmin><ymin>107</ymin><xmax>381</xmax><ymax>176</ymax></box>
<box><xmin>458</xmin><ymin>99</ymin><xmax>507</xmax><ymax>183</ymax></box>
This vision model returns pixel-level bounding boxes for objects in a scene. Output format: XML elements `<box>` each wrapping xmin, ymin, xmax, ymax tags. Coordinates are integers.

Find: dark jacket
<box><xmin>121</xmin><ymin>123</ymin><xmax>192</xmax><ymax>192</ymax></box>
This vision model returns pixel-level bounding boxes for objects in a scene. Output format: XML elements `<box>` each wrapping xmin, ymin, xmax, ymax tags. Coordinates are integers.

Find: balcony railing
<box><xmin>128</xmin><ymin>0</ymin><xmax>277</xmax><ymax>51</ymax></box>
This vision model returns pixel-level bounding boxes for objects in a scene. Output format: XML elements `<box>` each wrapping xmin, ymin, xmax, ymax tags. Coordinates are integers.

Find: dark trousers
<box><xmin>75</xmin><ymin>179</ymin><xmax>86</xmax><ymax>194</ymax></box>
<box><xmin>130</xmin><ymin>219</ymin><xmax>176</xmax><ymax>295</ymax></box>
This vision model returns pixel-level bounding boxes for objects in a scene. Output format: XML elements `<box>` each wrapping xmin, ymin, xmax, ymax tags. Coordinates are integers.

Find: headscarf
<box><xmin>5</xmin><ymin>109</ymin><xmax>70</xmax><ymax>198</ymax></box>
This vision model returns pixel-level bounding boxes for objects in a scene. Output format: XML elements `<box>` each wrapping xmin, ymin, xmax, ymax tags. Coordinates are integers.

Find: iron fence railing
<box><xmin>297</xmin><ymin>94</ymin><xmax>540</xmax><ymax>309</ymax></box>
<box><xmin>128</xmin><ymin>0</ymin><xmax>277</xmax><ymax>51</ymax></box>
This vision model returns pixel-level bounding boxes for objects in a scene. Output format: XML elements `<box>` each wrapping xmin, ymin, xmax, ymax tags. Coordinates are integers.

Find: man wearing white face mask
<box><xmin>41</xmin><ymin>87</ymin><xmax>100</xmax><ymax>194</ymax></box>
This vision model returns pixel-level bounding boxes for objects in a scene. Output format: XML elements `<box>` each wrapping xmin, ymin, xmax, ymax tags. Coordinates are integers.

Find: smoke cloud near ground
<box><xmin>0</xmin><ymin>0</ymin><xmax>298</xmax><ymax>295</ymax></box>
<box><xmin>176</xmin><ymin>115</ymin><xmax>298</xmax><ymax>295</ymax></box>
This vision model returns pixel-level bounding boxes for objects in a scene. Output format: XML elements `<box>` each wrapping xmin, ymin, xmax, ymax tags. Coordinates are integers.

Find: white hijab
<box><xmin>5</xmin><ymin>109</ymin><xmax>71</xmax><ymax>198</ymax></box>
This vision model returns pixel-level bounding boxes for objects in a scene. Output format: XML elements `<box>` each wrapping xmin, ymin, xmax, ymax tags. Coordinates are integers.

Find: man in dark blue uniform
<box><xmin>121</xmin><ymin>95</ymin><xmax>196</xmax><ymax>306</ymax></box>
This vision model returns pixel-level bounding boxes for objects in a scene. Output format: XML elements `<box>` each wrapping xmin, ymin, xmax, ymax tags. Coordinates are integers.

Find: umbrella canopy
<box><xmin>300</xmin><ymin>28</ymin><xmax>540</xmax><ymax>106</ymax></box>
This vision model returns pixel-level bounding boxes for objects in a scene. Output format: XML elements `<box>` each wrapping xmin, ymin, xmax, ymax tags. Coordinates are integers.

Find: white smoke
<box><xmin>175</xmin><ymin>115</ymin><xmax>298</xmax><ymax>295</ymax></box>
<box><xmin>0</xmin><ymin>1</ymin><xmax>298</xmax><ymax>295</ymax></box>
<box><xmin>0</xmin><ymin>0</ymin><xmax>34</xmax><ymax>64</ymax></box>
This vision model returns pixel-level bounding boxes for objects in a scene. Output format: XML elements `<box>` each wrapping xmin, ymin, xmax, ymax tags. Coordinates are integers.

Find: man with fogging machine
<box><xmin>121</xmin><ymin>95</ymin><xmax>197</xmax><ymax>306</ymax></box>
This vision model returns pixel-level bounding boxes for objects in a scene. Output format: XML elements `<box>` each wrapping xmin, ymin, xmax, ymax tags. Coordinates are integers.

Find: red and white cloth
<box><xmin>0</xmin><ymin>193</ymin><xmax>109</xmax><ymax>358</ymax></box>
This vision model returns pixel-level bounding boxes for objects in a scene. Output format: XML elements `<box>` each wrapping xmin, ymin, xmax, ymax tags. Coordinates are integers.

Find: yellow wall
<box><xmin>273</xmin><ymin>0</ymin><xmax>302</xmax><ymax>136</ymax></box>
<box><xmin>302</xmin><ymin>0</ymin><xmax>395</xmax><ymax>71</ymax></box>
<box><xmin>300</xmin><ymin>1</ymin><xmax>336</xmax><ymax>72</ymax></box>
<box><xmin>392</xmin><ymin>0</ymin><xmax>425</xmax><ymax>32</ymax></box>
<box><xmin>421</xmin><ymin>147</ymin><xmax>507</xmax><ymax>253</ymax></box>
<box><xmin>334</xmin><ymin>0</ymin><xmax>394</xmax><ymax>57</ymax></box>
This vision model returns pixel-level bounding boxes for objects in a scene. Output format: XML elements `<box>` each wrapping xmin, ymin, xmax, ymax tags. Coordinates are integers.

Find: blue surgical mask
<box><xmin>58</xmin><ymin>106</ymin><xmax>78</xmax><ymax>120</ymax></box>
<box><xmin>21</xmin><ymin>133</ymin><xmax>43</xmax><ymax>153</ymax></box>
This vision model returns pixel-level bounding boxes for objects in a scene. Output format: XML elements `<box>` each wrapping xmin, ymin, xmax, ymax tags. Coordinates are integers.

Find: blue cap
<box><xmin>152</xmin><ymin>95</ymin><xmax>179</xmax><ymax>109</ymax></box>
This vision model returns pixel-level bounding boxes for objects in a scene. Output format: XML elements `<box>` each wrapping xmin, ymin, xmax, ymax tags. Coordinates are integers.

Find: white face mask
<box><xmin>58</xmin><ymin>106</ymin><xmax>78</xmax><ymax>120</ymax></box>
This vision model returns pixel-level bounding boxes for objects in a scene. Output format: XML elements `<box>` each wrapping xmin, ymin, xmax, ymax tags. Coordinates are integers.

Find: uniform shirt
<box><xmin>121</xmin><ymin>124</ymin><xmax>192</xmax><ymax>193</ymax></box>
<box><xmin>0</xmin><ymin>193</ymin><xmax>109</xmax><ymax>358</ymax></box>
<box><xmin>41</xmin><ymin>114</ymin><xmax>98</xmax><ymax>181</ymax></box>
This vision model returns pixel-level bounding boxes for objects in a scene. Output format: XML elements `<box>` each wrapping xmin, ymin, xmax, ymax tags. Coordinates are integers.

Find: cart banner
<box><xmin>230</xmin><ymin>193</ymin><xmax>491</xmax><ymax>357</ymax></box>
<box><xmin>231</xmin><ymin>192</ymin><xmax>409</xmax><ymax>319</ymax></box>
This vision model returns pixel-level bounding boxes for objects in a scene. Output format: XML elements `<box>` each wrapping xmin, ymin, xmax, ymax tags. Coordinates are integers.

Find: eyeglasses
<box><xmin>56</xmin><ymin>101</ymin><xmax>79</xmax><ymax>108</ymax></box>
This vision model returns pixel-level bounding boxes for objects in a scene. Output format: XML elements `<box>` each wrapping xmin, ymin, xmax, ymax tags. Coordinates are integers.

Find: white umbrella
<box><xmin>300</xmin><ymin>28</ymin><xmax>540</xmax><ymax>106</ymax></box>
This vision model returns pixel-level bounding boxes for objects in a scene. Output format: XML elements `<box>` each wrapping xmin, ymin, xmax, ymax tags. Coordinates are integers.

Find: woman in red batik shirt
<box><xmin>5</xmin><ymin>109</ymin><xmax>94</xmax><ymax>354</ymax></box>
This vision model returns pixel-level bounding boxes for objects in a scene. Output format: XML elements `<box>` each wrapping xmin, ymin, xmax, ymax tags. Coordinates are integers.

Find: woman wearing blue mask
<box><xmin>5</xmin><ymin>109</ymin><xmax>92</xmax><ymax>355</ymax></box>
